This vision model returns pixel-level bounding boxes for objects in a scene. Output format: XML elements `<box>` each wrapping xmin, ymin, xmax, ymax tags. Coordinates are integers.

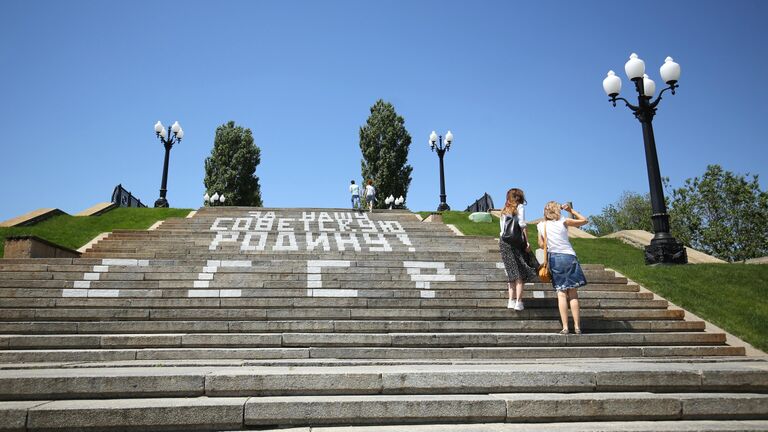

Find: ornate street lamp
<box><xmin>602</xmin><ymin>54</ymin><xmax>687</xmax><ymax>265</ymax></box>
<box><xmin>205</xmin><ymin>192</ymin><xmax>226</xmax><ymax>207</ymax></box>
<box><xmin>153</xmin><ymin>121</ymin><xmax>184</xmax><ymax>208</ymax></box>
<box><xmin>429</xmin><ymin>130</ymin><xmax>453</xmax><ymax>211</ymax></box>
<box><xmin>385</xmin><ymin>195</ymin><xmax>395</xmax><ymax>210</ymax></box>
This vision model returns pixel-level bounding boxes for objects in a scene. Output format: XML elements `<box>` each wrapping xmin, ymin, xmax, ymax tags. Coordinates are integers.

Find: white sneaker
<box><xmin>507</xmin><ymin>299</ymin><xmax>516</xmax><ymax>309</ymax></box>
<box><xmin>514</xmin><ymin>300</ymin><xmax>525</xmax><ymax>311</ymax></box>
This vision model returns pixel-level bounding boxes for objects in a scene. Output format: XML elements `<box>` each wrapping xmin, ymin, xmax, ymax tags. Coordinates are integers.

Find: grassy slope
<box><xmin>0</xmin><ymin>208</ymin><xmax>192</xmax><ymax>256</ymax></box>
<box><xmin>422</xmin><ymin>210</ymin><xmax>768</xmax><ymax>352</ymax></box>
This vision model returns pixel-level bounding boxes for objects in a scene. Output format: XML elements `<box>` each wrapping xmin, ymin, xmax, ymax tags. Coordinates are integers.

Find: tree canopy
<box><xmin>204</xmin><ymin>121</ymin><xmax>263</xmax><ymax>207</ymax></box>
<box><xmin>359</xmin><ymin>100</ymin><xmax>413</xmax><ymax>209</ymax></box>
<box><xmin>586</xmin><ymin>191</ymin><xmax>653</xmax><ymax>236</ymax></box>
<box><xmin>669</xmin><ymin>165</ymin><xmax>768</xmax><ymax>262</ymax></box>
<box><xmin>587</xmin><ymin>165</ymin><xmax>768</xmax><ymax>262</ymax></box>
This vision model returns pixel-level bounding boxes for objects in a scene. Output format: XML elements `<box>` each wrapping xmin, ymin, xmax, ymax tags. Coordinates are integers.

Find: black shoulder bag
<box><xmin>501</xmin><ymin>215</ymin><xmax>526</xmax><ymax>250</ymax></box>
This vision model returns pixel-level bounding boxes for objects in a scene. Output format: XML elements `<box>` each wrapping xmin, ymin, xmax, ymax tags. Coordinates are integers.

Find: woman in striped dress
<box><xmin>498</xmin><ymin>188</ymin><xmax>538</xmax><ymax>311</ymax></box>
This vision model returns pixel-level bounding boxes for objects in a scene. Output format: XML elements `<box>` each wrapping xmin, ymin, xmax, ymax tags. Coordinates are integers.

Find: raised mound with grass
<box><xmin>0</xmin><ymin>207</ymin><xmax>192</xmax><ymax>257</ymax></box>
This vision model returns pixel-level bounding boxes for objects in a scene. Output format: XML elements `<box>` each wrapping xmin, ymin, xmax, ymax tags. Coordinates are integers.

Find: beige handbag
<box><xmin>538</xmin><ymin>222</ymin><xmax>552</xmax><ymax>283</ymax></box>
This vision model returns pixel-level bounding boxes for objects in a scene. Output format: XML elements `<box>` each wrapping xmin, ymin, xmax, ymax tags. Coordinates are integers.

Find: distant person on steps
<box><xmin>365</xmin><ymin>180</ymin><xmax>376</xmax><ymax>212</ymax></box>
<box><xmin>349</xmin><ymin>180</ymin><xmax>361</xmax><ymax>210</ymax></box>
<box><xmin>498</xmin><ymin>188</ymin><xmax>538</xmax><ymax>311</ymax></box>
<box><xmin>537</xmin><ymin>201</ymin><xmax>588</xmax><ymax>335</ymax></box>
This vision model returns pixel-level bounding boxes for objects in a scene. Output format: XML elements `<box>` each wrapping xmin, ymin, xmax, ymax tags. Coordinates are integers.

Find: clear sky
<box><xmin>1</xmin><ymin>0</ymin><xmax>766</xmax><ymax>222</ymax></box>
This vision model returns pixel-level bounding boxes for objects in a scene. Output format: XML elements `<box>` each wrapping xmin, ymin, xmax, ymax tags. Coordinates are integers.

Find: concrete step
<box><xmin>0</xmin><ymin>270</ymin><xmax>620</xmax><ymax>284</ymax></box>
<box><xmin>2</xmin><ymin>392</ymin><xmax>766</xmax><ymax>430</ymax></box>
<box><xmin>0</xmin><ymin>277</ymin><xmax>630</xmax><ymax>289</ymax></box>
<box><xmin>0</xmin><ymin>287</ymin><xmax>652</xmax><ymax>300</ymax></box>
<box><xmin>0</xmin><ymin>258</ymin><xmax>602</xmax><ymax>271</ymax></box>
<box><xmin>0</xmin><ymin>332</ymin><xmax>726</xmax><ymax>349</ymax></box>
<box><xmin>0</xmin><ymin>319</ymin><xmax>706</xmax><ymax>335</ymax></box>
<box><xmin>5</xmin><ymin>360</ymin><xmax>764</xmax><ymax>399</ymax></box>
<box><xmin>243</xmin><ymin>392</ymin><xmax>768</xmax><ymax>426</ymax></box>
<box><xmin>0</xmin><ymin>307</ymin><xmax>686</xmax><ymax>321</ymax></box>
<box><xmin>236</xmin><ymin>420</ymin><xmax>768</xmax><ymax>432</ymax></box>
<box><xmin>0</xmin><ymin>298</ymin><xmax>668</xmax><ymax>310</ymax></box>
<box><xmin>0</xmin><ymin>345</ymin><xmax>745</xmax><ymax>363</ymax></box>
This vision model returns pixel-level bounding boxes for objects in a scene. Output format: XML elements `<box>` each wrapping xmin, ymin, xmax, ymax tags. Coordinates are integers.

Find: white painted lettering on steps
<box><xmin>334</xmin><ymin>233</ymin><xmax>361</xmax><ymax>252</ymax></box>
<box><xmin>363</xmin><ymin>233</ymin><xmax>392</xmax><ymax>252</ymax></box>
<box><xmin>241</xmin><ymin>232</ymin><xmax>267</xmax><ymax>251</ymax></box>
<box><xmin>306</xmin><ymin>233</ymin><xmax>331</xmax><ymax>251</ymax></box>
<box><xmin>208</xmin><ymin>211</ymin><xmax>416</xmax><ymax>253</ymax></box>
<box><xmin>188</xmin><ymin>260</ymin><xmax>251</xmax><ymax>297</ymax></box>
<box><xmin>404</xmin><ymin>261</ymin><xmax>455</xmax><ymax>299</ymax></box>
<box><xmin>306</xmin><ymin>260</ymin><xmax>355</xmax><ymax>297</ymax></box>
<box><xmin>210</xmin><ymin>232</ymin><xmax>240</xmax><ymax>251</ymax></box>
<box><xmin>273</xmin><ymin>232</ymin><xmax>299</xmax><ymax>251</ymax></box>
<box><xmin>63</xmin><ymin>259</ymin><xmax>147</xmax><ymax>298</ymax></box>
<box><xmin>232</xmin><ymin>217</ymin><xmax>253</xmax><ymax>231</ymax></box>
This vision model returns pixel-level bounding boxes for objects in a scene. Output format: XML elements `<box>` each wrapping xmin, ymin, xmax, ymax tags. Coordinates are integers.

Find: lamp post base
<box><xmin>437</xmin><ymin>203</ymin><xmax>450</xmax><ymax>212</ymax></box>
<box><xmin>644</xmin><ymin>241</ymin><xmax>688</xmax><ymax>265</ymax></box>
<box><xmin>154</xmin><ymin>198</ymin><xmax>169</xmax><ymax>208</ymax></box>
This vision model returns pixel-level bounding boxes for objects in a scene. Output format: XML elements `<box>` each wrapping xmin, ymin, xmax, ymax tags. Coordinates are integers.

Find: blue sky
<box><xmin>1</xmin><ymin>0</ymin><xmax>766</xmax><ymax>221</ymax></box>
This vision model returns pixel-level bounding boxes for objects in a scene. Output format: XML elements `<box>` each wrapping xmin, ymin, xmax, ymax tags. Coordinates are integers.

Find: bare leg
<box><xmin>557</xmin><ymin>291</ymin><xmax>569</xmax><ymax>332</ymax></box>
<box><xmin>515</xmin><ymin>278</ymin><xmax>524</xmax><ymax>303</ymax></box>
<box><xmin>568</xmin><ymin>288</ymin><xmax>581</xmax><ymax>332</ymax></box>
<box><xmin>507</xmin><ymin>283</ymin><xmax>514</xmax><ymax>301</ymax></box>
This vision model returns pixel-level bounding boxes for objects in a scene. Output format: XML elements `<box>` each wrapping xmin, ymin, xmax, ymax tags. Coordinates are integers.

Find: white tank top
<box><xmin>537</xmin><ymin>219</ymin><xmax>576</xmax><ymax>256</ymax></box>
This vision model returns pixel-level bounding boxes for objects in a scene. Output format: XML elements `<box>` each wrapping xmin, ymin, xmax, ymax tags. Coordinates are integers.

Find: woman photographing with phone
<box><xmin>498</xmin><ymin>188</ymin><xmax>538</xmax><ymax>311</ymax></box>
<box><xmin>537</xmin><ymin>201</ymin><xmax>589</xmax><ymax>334</ymax></box>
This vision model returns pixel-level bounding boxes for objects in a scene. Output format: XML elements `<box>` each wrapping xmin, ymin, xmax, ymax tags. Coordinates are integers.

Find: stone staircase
<box><xmin>0</xmin><ymin>207</ymin><xmax>765</xmax><ymax>431</ymax></box>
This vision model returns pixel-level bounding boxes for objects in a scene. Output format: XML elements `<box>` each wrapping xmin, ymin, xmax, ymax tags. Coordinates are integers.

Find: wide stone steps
<box><xmin>0</xmin><ymin>286</ymin><xmax>649</xmax><ymax>299</ymax></box>
<box><xmin>0</xmin><ymin>332</ymin><xmax>726</xmax><ymax>350</ymax></box>
<box><xmin>1</xmin><ymin>207</ymin><xmax>761</xmax><ymax>430</ymax></box>
<box><xmin>0</xmin><ymin>319</ymin><xmax>706</xmax><ymax>335</ymax></box>
<box><xmin>0</xmin><ymin>345</ymin><xmax>746</xmax><ymax>363</ymax></box>
<box><xmin>0</xmin><ymin>307</ymin><xmax>687</xmax><ymax>321</ymax></box>
<box><xmin>1</xmin><ymin>361</ymin><xmax>766</xmax><ymax>399</ymax></box>
<box><xmin>2</xmin><ymin>392</ymin><xmax>766</xmax><ymax>430</ymax></box>
<box><xmin>0</xmin><ymin>298</ymin><xmax>668</xmax><ymax>311</ymax></box>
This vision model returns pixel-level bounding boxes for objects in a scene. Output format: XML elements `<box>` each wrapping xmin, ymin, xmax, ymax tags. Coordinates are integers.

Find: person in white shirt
<box><xmin>364</xmin><ymin>180</ymin><xmax>376</xmax><ymax>212</ymax></box>
<box><xmin>537</xmin><ymin>201</ymin><xmax>589</xmax><ymax>334</ymax></box>
<box><xmin>349</xmin><ymin>180</ymin><xmax>361</xmax><ymax>210</ymax></box>
<box><xmin>498</xmin><ymin>188</ymin><xmax>538</xmax><ymax>311</ymax></box>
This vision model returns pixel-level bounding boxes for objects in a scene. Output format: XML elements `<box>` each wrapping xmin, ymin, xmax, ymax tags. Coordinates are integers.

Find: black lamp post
<box><xmin>153</xmin><ymin>120</ymin><xmax>184</xmax><ymax>208</ymax></box>
<box><xmin>603</xmin><ymin>54</ymin><xmax>687</xmax><ymax>265</ymax></box>
<box><xmin>429</xmin><ymin>130</ymin><xmax>454</xmax><ymax>211</ymax></box>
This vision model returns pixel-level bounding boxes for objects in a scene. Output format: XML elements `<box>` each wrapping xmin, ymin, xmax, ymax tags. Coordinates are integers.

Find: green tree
<box><xmin>204</xmin><ymin>121</ymin><xmax>263</xmax><ymax>207</ymax></box>
<box><xmin>359</xmin><ymin>100</ymin><xmax>413</xmax><ymax>208</ymax></box>
<box><xmin>669</xmin><ymin>165</ymin><xmax>768</xmax><ymax>262</ymax></box>
<box><xmin>585</xmin><ymin>191</ymin><xmax>653</xmax><ymax>236</ymax></box>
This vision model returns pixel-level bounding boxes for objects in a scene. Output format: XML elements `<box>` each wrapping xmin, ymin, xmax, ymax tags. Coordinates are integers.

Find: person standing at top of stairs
<box><xmin>365</xmin><ymin>180</ymin><xmax>376</xmax><ymax>212</ymax></box>
<box><xmin>499</xmin><ymin>188</ymin><xmax>538</xmax><ymax>311</ymax></box>
<box><xmin>350</xmin><ymin>180</ymin><xmax>361</xmax><ymax>210</ymax></box>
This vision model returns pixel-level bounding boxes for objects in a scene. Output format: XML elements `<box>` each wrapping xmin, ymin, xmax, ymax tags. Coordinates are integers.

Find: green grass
<box><xmin>0</xmin><ymin>207</ymin><xmax>192</xmax><ymax>256</ymax></box>
<box><xmin>420</xmin><ymin>210</ymin><xmax>768</xmax><ymax>352</ymax></box>
<box><xmin>417</xmin><ymin>211</ymin><xmax>501</xmax><ymax>237</ymax></box>
<box><xmin>572</xmin><ymin>237</ymin><xmax>768</xmax><ymax>352</ymax></box>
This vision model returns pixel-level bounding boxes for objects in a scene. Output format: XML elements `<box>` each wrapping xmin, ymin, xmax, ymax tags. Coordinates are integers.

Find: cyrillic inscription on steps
<box><xmin>208</xmin><ymin>211</ymin><xmax>416</xmax><ymax>253</ymax></box>
<box><xmin>61</xmin><ymin>258</ymin><xmax>457</xmax><ymax>299</ymax></box>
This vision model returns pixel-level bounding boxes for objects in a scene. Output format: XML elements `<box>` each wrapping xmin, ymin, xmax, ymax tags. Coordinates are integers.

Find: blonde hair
<box><xmin>501</xmin><ymin>188</ymin><xmax>526</xmax><ymax>215</ymax></box>
<box><xmin>544</xmin><ymin>201</ymin><xmax>562</xmax><ymax>221</ymax></box>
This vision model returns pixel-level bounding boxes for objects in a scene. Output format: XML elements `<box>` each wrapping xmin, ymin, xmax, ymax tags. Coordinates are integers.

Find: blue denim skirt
<box><xmin>548</xmin><ymin>252</ymin><xmax>587</xmax><ymax>291</ymax></box>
